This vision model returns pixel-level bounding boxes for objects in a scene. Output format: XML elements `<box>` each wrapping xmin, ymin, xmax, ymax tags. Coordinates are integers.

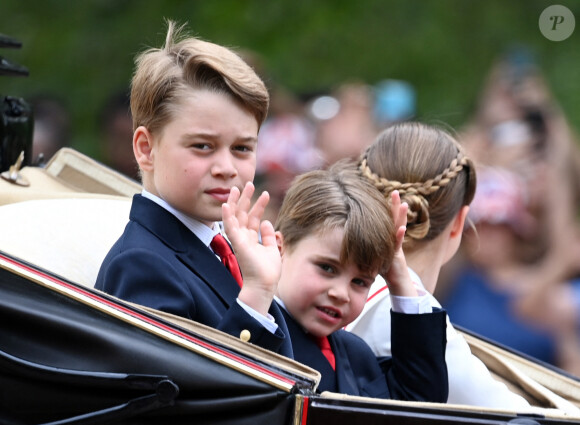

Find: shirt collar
<box><xmin>274</xmin><ymin>295</ymin><xmax>285</xmax><ymax>311</ymax></box>
<box><xmin>141</xmin><ymin>189</ymin><xmax>219</xmax><ymax>247</ymax></box>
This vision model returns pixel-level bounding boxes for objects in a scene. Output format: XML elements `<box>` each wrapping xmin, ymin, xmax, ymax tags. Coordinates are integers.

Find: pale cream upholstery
<box><xmin>0</xmin><ymin>148</ymin><xmax>138</xmax><ymax>286</ymax></box>
<box><xmin>0</xmin><ymin>198</ymin><xmax>131</xmax><ymax>287</ymax></box>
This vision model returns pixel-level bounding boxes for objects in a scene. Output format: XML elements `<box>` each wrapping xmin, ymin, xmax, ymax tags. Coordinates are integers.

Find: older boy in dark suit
<box><xmin>96</xmin><ymin>20</ymin><xmax>292</xmax><ymax>357</ymax></box>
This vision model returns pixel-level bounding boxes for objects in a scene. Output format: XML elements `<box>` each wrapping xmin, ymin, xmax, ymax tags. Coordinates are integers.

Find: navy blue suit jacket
<box><xmin>280</xmin><ymin>306</ymin><xmax>448</xmax><ymax>402</ymax></box>
<box><xmin>96</xmin><ymin>194</ymin><xmax>293</xmax><ymax>358</ymax></box>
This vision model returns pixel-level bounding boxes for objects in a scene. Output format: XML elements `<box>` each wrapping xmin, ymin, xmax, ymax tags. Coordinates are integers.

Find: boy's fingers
<box><xmin>237</xmin><ymin>181</ymin><xmax>255</xmax><ymax>213</ymax></box>
<box><xmin>259</xmin><ymin>220</ymin><xmax>276</xmax><ymax>247</ymax></box>
<box><xmin>222</xmin><ymin>202</ymin><xmax>232</xmax><ymax>221</ymax></box>
<box><xmin>221</xmin><ymin>203</ymin><xmax>237</xmax><ymax>239</ymax></box>
<box><xmin>391</xmin><ymin>190</ymin><xmax>401</xmax><ymax>210</ymax></box>
<box><xmin>390</xmin><ymin>190</ymin><xmax>403</xmax><ymax>225</ymax></box>
<box><xmin>247</xmin><ymin>191</ymin><xmax>269</xmax><ymax>231</ymax></box>
<box><xmin>227</xmin><ymin>186</ymin><xmax>241</xmax><ymax>215</ymax></box>
<box><xmin>399</xmin><ymin>202</ymin><xmax>409</xmax><ymax>228</ymax></box>
<box><xmin>395</xmin><ymin>225</ymin><xmax>406</xmax><ymax>251</ymax></box>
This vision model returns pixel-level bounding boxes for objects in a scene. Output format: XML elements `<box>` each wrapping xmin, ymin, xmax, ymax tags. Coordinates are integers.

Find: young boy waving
<box><xmin>248</xmin><ymin>161</ymin><xmax>448</xmax><ymax>401</ymax></box>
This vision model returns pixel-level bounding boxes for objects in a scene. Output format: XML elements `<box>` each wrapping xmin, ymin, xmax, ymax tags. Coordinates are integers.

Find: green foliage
<box><xmin>2</xmin><ymin>0</ymin><xmax>579</xmax><ymax>158</ymax></box>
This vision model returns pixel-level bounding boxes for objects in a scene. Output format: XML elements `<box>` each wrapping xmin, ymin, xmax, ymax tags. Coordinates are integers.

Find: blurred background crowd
<box><xmin>2</xmin><ymin>1</ymin><xmax>580</xmax><ymax>376</ymax></box>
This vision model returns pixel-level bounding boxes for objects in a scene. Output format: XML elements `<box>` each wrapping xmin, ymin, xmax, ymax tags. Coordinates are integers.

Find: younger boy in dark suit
<box><xmin>95</xmin><ymin>20</ymin><xmax>292</xmax><ymax>357</ymax></box>
<box><xmin>267</xmin><ymin>162</ymin><xmax>448</xmax><ymax>401</ymax></box>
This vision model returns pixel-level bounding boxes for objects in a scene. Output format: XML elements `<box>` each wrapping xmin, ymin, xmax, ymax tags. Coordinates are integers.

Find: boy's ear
<box><xmin>450</xmin><ymin>205</ymin><xmax>470</xmax><ymax>238</ymax></box>
<box><xmin>133</xmin><ymin>126</ymin><xmax>154</xmax><ymax>172</ymax></box>
<box><xmin>275</xmin><ymin>231</ymin><xmax>284</xmax><ymax>256</ymax></box>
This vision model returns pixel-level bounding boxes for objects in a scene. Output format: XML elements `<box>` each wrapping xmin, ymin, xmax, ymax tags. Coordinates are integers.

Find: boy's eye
<box><xmin>191</xmin><ymin>143</ymin><xmax>211</xmax><ymax>150</ymax></box>
<box><xmin>233</xmin><ymin>144</ymin><xmax>254</xmax><ymax>153</ymax></box>
<box><xmin>317</xmin><ymin>263</ymin><xmax>335</xmax><ymax>274</ymax></box>
<box><xmin>352</xmin><ymin>278</ymin><xmax>371</xmax><ymax>288</ymax></box>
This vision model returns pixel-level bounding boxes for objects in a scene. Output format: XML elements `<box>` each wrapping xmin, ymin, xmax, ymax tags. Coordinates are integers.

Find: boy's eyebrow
<box><xmin>312</xmin><ymin>253</ymin><xmax>341</xmax><ymax>264</ymax></box>
<box><xmin>312</xmin><ymin>254</ymin><xmax>343</xmax><ymax>271</ymax></box>
<box><xmin>181</xmin><ymin>132</ymin><xmax>258</xmax><ymax>143</ymax></box>
<box><xmin>359</xmin><ymin>271</ymin><xmax>378</xmax><ymax>281</ymax></box>
<box><xmin>236</xmin><ymin>136</ymin><xmax>258</xmax><ymax>144</ymax></box>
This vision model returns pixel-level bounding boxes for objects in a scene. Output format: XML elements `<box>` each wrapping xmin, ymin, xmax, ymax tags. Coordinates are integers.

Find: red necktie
<box><xmin>317</xmin><ymin>336</ymin><xmax>336</xmax><ymax>370</ymax></box>
<box><xmin>211</xmin><ymin>234</ymin><xmax>243</xmax><ymax>287</ymax></box>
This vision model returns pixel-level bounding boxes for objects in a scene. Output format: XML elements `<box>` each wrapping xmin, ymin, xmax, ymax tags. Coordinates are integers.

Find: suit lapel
<box><xmin>280</xmin><ymin>307</ymin><xmax>336</xmax><ymax>391</ymax></box>
<box><xmin>331</xmin><ymin>333</ymin><xmax>361</xmax><ymax>396</ymax></box>
<box><xmin>176</xmin><ymin>248</ymin><xmax>241</xmax><ymax>307</ymax></box>
<box><xmin>130</xmin><ymin>195</ymin><xmax>241</xmax><ymax>306</ymax></box>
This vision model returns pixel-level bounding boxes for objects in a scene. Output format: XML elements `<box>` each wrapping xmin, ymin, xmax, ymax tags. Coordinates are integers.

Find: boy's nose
<box><xmin>328</xmin><ymin>282</ymin><xmax>350</xmax><ymax>304</ymax></box>
<box><xmin>211</xmin><ymin>151</ymin><xmax>238</xmax><ymax>179</ymax></box>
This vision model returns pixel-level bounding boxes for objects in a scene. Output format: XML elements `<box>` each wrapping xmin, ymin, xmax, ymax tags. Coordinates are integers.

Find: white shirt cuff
<box><xmin>390</xmin><ymin>287</ymin><xmax>433</xmax><ymax>314</ymax></box>
<box><xmin>236</xmin><ymin>299</ymin><xmax>279</xmax><ymax>333</ymax></box>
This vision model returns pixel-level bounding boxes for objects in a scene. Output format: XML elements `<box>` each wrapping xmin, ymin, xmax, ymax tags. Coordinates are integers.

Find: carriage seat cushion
<box><xmin>0</xmin><ymin>198</ymin><xmax>131</xmax><ymax>287</ymax></box>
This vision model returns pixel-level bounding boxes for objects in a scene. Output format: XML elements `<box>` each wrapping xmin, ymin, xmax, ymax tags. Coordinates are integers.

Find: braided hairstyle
<box><xmin>359</xmin><ymin>122</ymin><xmax>476</xmax><ymax>247</ymax></box>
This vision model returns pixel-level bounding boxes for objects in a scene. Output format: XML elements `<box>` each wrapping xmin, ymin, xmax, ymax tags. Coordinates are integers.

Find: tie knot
<box><xmin>317</xmin><ymin>336</ymin><xmax>332</xmax><ymax>350</ymax></box>
<box><xmin>211</xmin><ymin>233</ymin><xmax>232</xmax><ymax>258</ymax></box>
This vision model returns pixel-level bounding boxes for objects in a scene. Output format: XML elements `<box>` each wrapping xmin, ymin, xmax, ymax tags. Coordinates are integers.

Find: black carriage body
<box><xmin>1</xmin><ymin>252</ymin><xmax>579</xmax><ymax>425</ymax></box>
<box><xmin>0</xmin><ymin>253</ymin><xmax>313</xmax><ymax>424</ymax></box>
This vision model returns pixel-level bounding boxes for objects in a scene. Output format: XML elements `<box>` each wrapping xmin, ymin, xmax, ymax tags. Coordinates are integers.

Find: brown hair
<box><xmin>359</xmin><ymin>122</ymin><xmax>476</xmax><ymax>247</ymax></box>
<box><xmin>130</xmin><ymin>20</ymin><xmax>269</xmax><ymax>136</ymax></box>
<box><xmin>275</xmin><ymin>161</ymin><xmax>396</xmax><ymax>273</ymax></box>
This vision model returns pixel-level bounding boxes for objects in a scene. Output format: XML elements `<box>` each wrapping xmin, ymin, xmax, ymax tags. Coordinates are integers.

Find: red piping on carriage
<box><xmin>301</xmin><ymin>396</ymin><xmax>310</xmax><ymax>424</ymax></box>
<box><xmin>0</xmin><ymin>254</ymin><xmax>296</xmax><ymax>387</ymax></box>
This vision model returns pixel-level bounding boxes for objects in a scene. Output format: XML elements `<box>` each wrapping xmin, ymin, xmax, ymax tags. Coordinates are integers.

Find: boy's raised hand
<box><xmin>383</xmin><ymin>191</ymin><xmax>418</xmax><ymax>297</ymax></box>
<box><xmin>222</xmin><ymin>182</ymin><xmax>281</xmax><ymax>316</ymax></box>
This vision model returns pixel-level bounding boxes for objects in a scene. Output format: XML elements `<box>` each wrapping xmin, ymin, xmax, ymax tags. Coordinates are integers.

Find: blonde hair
<box><xmin>130</xmin><ymin>20</ymin><xmax>269</xmax><ymax>136</ymax></box>
<box><xmin>275</xmin><ymin>161</ymin><xmax>396</xmax><ymax>274</ymax></box>
<box><xmin>359</xmin><ymin>122</ymin><xmax>476</xmax><ymax>247</ymax></box>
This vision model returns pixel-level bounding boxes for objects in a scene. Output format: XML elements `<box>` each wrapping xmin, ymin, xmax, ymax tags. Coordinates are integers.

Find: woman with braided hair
<box><xmin>346</xmin><ymin>121</ymin><xmax>532</xmax><ymax>409</ymax></box>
